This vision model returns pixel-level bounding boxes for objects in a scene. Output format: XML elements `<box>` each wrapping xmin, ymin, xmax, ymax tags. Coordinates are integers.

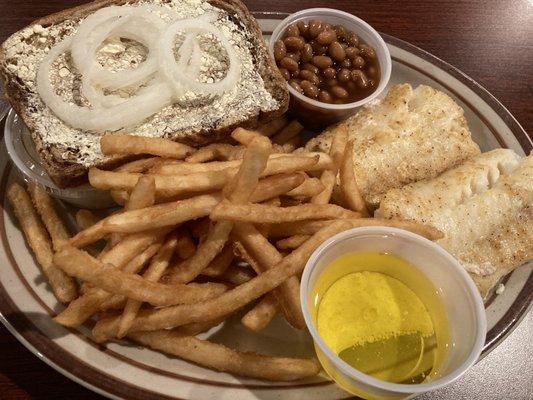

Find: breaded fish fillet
<box><xmin>376</xmin><ymin>150</ymin><xmax>532</xmax><ymax>298</ymax></box>
<box><xmin>305</xmin><ymin>84</ymin><xmax>480</xmax><ymax>208</ymax></box>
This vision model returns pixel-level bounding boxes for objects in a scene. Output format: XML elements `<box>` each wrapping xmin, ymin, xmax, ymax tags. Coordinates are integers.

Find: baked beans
<box><xmin>274</xmin><ymin>20</ymin><xmax>380</xmax><ymax>103</ymax></box>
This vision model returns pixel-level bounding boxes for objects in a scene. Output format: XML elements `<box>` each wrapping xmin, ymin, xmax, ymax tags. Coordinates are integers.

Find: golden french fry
<box><xmin>186</xmin><ymin>144</ymin><xmax>242</xmax><ymax>163</ymax></box>
<box><xmin>101</xmin><ymin>134</ymin><xmax>194</xmax><ymax>159</ymax></box>
<box><xmin>7</xmin><ymin>183</ymin><xmax>77</xmax><ymax>303</ymax></box>
<box><xmin>53</xmin><ymin>246</ymin><xmax>227</xmax><ymax>306</ymax></box>
<box><xmin>115</xmin><ymin>157</ymin><xmax>163</xmax><ymax>173</ymax></box>
<box><xmin>99</xmin><ymin>229</ymin><xmax>168</xmax><ymax>267</ymax></box>
<box><xmin>153</xmin><ymin>153</ymin><xmax>330</xmax><ymax>177</ymax></box>
<box><xmin>276</xmin><ymin>235</ymin><xmax>310</xmax><ymax>250</ymax></box>
<box><xmin>97</xmin><ymin>242</ymin><xmax>163</xmax><ymax>313</ymax></box>
<box><xmin>311</xmin><ymin>169</ymin><xmax>336</xmax><ymax>204</ymax></box>
<box><xmin>89</xmin><ymin>167</ymin><xmax>234</xmax><ymax>198</ymax></box>
<box><xmin>55</xmin><ymin>233</ymin><xmax>166</xmax><ymax>326</ymax></box>
<box><xmin>340</xmin><ymin>140</ymin><xmax>369</xmax><ymax>216</ymax></box>
<box><xmin>96</xmin><ymin>194</ymin><xmax>222</xmax><ymax>235</ymax></box>
<box><xmin>223</xmin><ymin>135</ymin><xmax>272</xmax><ymax>201</ymax></box>
<box><xmin>125</xmin><ymin>175</ymin><xmax>156</xmax><ymax>211</ymax></box>
<box><xmin>256</xmin><ymin>115</ymin><xmax>288</xmax><ymax>137</ymax></box>
<box><xmin>268</xmin><ymin>220</ymin><xmax>334</xmax><ymax>238</ymax></box>
<box><xmin>328</xmin><ymin>124</ymin><xmax>349</xmax><ymax>172</ymax></box>
<box><xmin>272</xmin><ymin>120</ymin><xmax>303</xmax><ymax>145</ymax></box>
<box><xmin>75</xmin><ymin>209</ymin><xmax>101</xmax><ymax>231</ymax></box>
<box><xmin>155</xmin><ymin>159</ymin><xmax>240</xmax><ymax>174</ymax></box>
<box><xmin>267</xmin><ymin>218</ymin><xmax>443</xmax><ymax>240</ymax></box>
<box><xmin>110</xmin><ymin>190</ymin><xmax>129</xmax><ymax>206</ymax></box>
<box><xmin>92</xmin><ymin>220</ymin><xmax>353</xmax><ymax>339</ymax></box>
<box><xmin>233</xmin><ymin>223</ymin><xmax>304</xmax><ymax>329</ymax></box>
<box><xmin>117</xmin><ymin>234</ymin><xmax>178</xmax><ymax>338</ymax></box>
<box><xmin>169</xmin><ymin>221</ymin><xmax>234</xmax><ymax>284</ymax></box>
<box><xmin>250</xmin><ymin>173</ymin><xmax>305</xmax><ymax>202</ymax></box>
<box><xmin>27</xmin><ymin>182</ymin><xmax>70</xmax><ymax>250</ymax></box>
<box><xmin>128</xmin><ymin>330</ymin><xmax>320</xmax><ymax>381</ymax></box>
<box><xmin>286</xmin><ymin>177</ymin><xmax>324</xmax><ymax>198</ymax></box>
<box><xmin>231</xmin><ymin>128</ymin><xmax>266</xmax><ymax>146</ymax></box>
<box><xmin>201</xmin><ymin>245</ymin><xmax>234</xmax><ymax>277</ymax></box>
<box><xmin>211</xmin><ymin>201</ymin><xmax>359</xmax><ymax>224</ymax></box>
<box><xmin>170</xmin><ymin>136</ymin><xmax>271</xmax><ymax>284</ymax></box>
<box><xmin>241</xmin><ymin>294</ymin><xmax>278</xmax><ymax>332</ymax></box>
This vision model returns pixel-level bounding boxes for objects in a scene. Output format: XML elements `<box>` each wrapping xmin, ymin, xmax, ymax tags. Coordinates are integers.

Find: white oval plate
<box><xmin>0</xmin><ymin>14</ymin><xmax>531</xmax><ymax>400</ymax></box>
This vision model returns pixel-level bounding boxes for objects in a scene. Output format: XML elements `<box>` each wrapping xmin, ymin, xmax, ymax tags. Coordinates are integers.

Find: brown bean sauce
<box><xmin>274</xmin><ymin>20</ymin><xmax>381</xmax><ymax>104</ymax></box>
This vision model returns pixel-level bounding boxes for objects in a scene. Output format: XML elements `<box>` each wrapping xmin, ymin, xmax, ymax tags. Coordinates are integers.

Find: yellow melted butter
<box><xmin>317</xmin><ymin>271</ymin><xmax>434</xmax><ymax>354</ymax></box>
<box><xmin>311</xmin><ymin>252</ymin><xmax>450</xmax><ymax>385</ymax></box>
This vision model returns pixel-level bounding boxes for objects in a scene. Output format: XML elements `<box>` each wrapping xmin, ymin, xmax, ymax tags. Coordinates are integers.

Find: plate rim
<box><xmin>0</xmin><ymin>14</ymin><xmax>531</xmax><ymax>400</ymax></box>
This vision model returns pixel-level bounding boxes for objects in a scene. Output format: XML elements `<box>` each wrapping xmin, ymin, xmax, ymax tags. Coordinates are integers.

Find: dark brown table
<box><xmin>0</xmin><ymin>1</ymin><xmax>531</xmax><ymax>399</ymax></box>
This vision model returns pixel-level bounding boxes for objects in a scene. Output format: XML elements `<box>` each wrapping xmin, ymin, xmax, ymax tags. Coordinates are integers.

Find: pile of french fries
<box><xmin>7</xmin><ymin>116</ymin><xmax>442</xmax><ymax>381</ymax></box>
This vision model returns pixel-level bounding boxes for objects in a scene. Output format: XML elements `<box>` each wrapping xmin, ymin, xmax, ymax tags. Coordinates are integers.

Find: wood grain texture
<box><xmin>0</xmin><ymin>0</ymin><xmax>531</xmax><ymax>399</ymax></box>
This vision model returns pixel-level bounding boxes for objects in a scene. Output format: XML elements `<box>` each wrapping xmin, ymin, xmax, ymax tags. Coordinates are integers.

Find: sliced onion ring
<box><xmin>159</xmin><ymin>19</ymin><xmax>241</xmax><ymax>96</ymax></box>
<box><xmin>36</xmin><ymin>37</ymin><xmax>172</xmax><ymax>132</ymax></box>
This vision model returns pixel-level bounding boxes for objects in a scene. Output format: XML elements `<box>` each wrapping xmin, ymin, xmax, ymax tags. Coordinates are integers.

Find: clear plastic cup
<box><xmin>300</xmin><ymin>227</ymin><xmax>486</xmax><ymax>399</ymax></box>
<box><xmin>4</xmin><ymin>109</ymin><xmax>115</xmax><ymax>209</ymax></box>
<box><xmin>269</xmin><ymin>8</ymin><xmax>392</xmax><ymax>129</ymax></box>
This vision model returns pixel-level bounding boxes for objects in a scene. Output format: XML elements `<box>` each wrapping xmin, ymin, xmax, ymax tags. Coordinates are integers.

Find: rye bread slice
<box><xmin>0</xmin><ymin>0</ymin><xmax>288</xmax><ymax>188</ymax></box>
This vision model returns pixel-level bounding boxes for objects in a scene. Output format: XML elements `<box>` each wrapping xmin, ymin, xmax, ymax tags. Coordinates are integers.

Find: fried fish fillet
<box><xmin>376</xmin><ymin>150</ymin><xmax>533</xmax><ymax>298</ymax></box>
<box><xmin>305</xmin><ymin>84</ymin><xmax>480</xmax><ymax>208</ymax></box>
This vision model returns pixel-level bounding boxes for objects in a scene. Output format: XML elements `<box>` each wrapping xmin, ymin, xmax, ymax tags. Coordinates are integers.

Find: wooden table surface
<box><xmin>0</xmin><ymin>0</ymin><xmax>531</xmax><ymax>399</ymax></box>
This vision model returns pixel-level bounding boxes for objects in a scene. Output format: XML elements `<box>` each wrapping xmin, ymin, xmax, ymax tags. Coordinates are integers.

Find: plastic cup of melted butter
<box><xmin>300</xmin><ymin>227</ymin><xmax>486</xmax><ymax>400</ymax></box>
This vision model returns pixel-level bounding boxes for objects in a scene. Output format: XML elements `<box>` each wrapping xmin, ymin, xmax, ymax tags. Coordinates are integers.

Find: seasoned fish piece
<box><xmin>377</xmin><ymin>151</ymin><xmax>532</xmax><ymax>298</ymax></box>
<box><xmin>305</xmin><ymin>84</ymin><xmax>480</xmax><ymax>208</ymax></box>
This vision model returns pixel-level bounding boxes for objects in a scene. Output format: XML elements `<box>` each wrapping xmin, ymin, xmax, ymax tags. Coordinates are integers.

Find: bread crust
<box><xmin>0</xmin><ymin>0</ymin><xmax>288</xmax><ymax>188</ymax></box>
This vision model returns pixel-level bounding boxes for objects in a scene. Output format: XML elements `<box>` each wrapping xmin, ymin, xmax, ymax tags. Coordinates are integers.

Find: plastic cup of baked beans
<box><xmin>269</xmin><ymin>8</ymin><xmax>392</xmax><ymax>129</ymax></box>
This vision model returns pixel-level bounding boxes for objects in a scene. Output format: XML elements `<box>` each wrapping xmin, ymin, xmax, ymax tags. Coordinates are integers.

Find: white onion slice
<box><xmin>159</xmin><ymin>19</ymin><xmax>240</xmax><ymax>96</ymax></box>
<box><xmin>35</xmin><ymin>6</ymin><xmax>244</xmax><ymax>133</ymax></box>
<box><xmin>37</xmin><ymin>38</ymin><xmax>172</xmax><ymax>132</ymax></box>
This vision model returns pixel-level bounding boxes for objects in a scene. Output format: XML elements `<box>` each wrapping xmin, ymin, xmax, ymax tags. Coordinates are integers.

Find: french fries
<box><xmin>117</xmin><ymin>234</ymin><xmax>178</xmax><ymax>338</ymax></box>
<box><xmin>125</xmin><ymin>175</ymin><xmax>156</xmax><ymax>211</ymax></box>
<box><xmin>10</xmin><ymin>121</ymin><xmax>448</xmax><ymax>383</ymax></box>
<box><xmin>200</xmin><ymin>245</ymin><xmax>234</xmax><ymax>277</ymax></box>
<box><xmin>7</xmin><ymin>184</ymin><xmax>77</xmax><ymax>303</ymax></box>
<box><xmin>233</xmin><ymin>224</ymin><xmax>304</xmax><ymax>329</ymax></box>
<box><xmin>75</xmin><ymin>209</ymin><xmax>100</xmax><ymax>230</ymax></box>
<box><xmin>101</xmin><ymin>134</ymin><xmax>194</xmax><ymax>159</ymax></box>
<box><xmin>276</xmin><ymin>235</ymin><xmax>311</xmax><ymax>250</ymax></box>
<box><xmin>92</xmin><ymin>220</ymin><xmax>353</xmax><ymax>339</ymax></box>
<box><xmin>186</xmin><ymin>143</ymin><xmax>240</xmax><ymax>162</ymax></box>
<box><xmin>54</xmin><ymin>246</ymin><xmax>227</xmax><ymax>306</ymax></box>
<box><xmin>128</xmin><ymin>330</ymin><xmax>320</xmax><ymax>381</ymax></box>
<box><xmin>286</xmin><ymin>176</ymin><xmax>324</xmax><ymax>198</ymax></box>
<box><xmin>267</xmin><ymin>218</ymin><xmax>443</xmax><ymax>240</ymax></box>
<box><xmin>211</xmin><ymin>201</ymin><xmax>359</xmax><ymax>224</ymax></box>
<box><xmin>153</xmin><ymin>153</ymin><xmax>327</xmax><ymax>177</ymax></box>
<box><xmin>27</xmin><ymin>183</ymin><xmax>70</xmax><ymax>251</ymax></box>
<box><xmin>271</xmin><ymin>120</ymin><xmax>304</xmax><ymax>145</ymax></box>
<box><xmin>311</xmin><ymin>169</ymin><xmax>336</xmax><ymax>205</ymax></box>
<box><xmin>340</xmin><ymin>139</ymin><xmax>369</xmax><ymax>216</ymax></box>
<box><xmin>241</xmin><ymin>294</ymin><xmax>278</xmax><ymax>332</ymax></box>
